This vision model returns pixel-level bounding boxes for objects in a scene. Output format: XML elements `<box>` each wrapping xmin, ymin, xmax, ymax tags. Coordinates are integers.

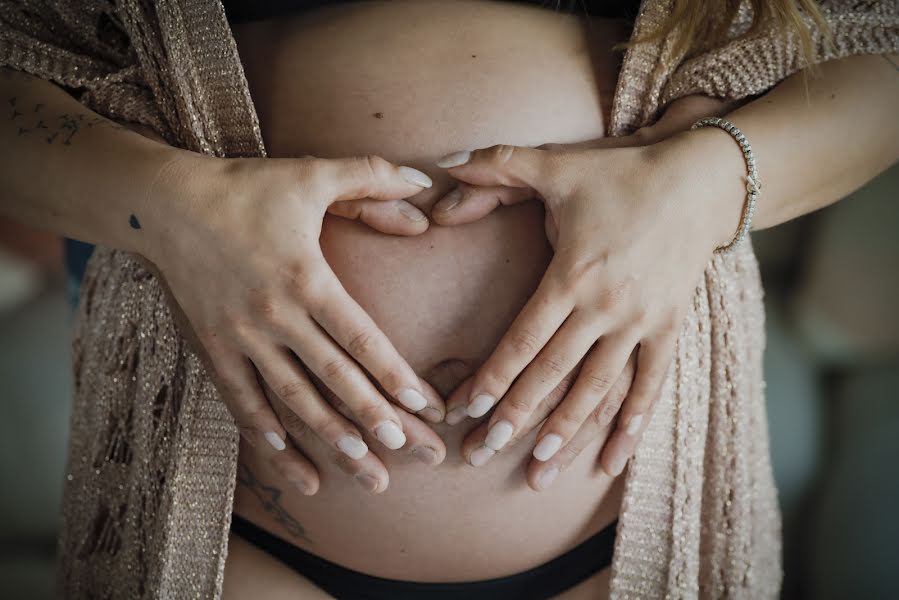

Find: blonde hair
<box><xmin>636</xmin><ymin>0</ymin><xmax>830</xmax><ymax>64</ymax></box>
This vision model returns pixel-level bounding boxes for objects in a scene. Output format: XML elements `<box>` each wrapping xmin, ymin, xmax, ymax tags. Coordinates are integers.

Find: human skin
<box><xmin>433</xmin><ymin>52</ymin><xmax>899</xmax><ymax>484</ymax></box>
<box><xmin>0</xmin><ymin>66</ymin><xmax>450</xmax><ymax>493</ymax></box>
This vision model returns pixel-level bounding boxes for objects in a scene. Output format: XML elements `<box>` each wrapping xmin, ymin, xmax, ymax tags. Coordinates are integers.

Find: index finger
<box><xmin>308</xmin><ymin>270</ymin><xmax>445</xmax><ymax>419</ymax></box>
<box><xmin>465</xmin><ymin>265</ymin><xmax>574</xmax><ymax>418</ymax></box>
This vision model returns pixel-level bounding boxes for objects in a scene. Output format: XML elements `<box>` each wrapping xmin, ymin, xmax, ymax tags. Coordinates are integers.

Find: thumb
<box><xmin>436</xmin><ymin>145</ymin><xmax>551</xmax><ymax>190</ymax></box>
<box><xmin>323</xmin><ymin>155</ymin><xmax>433</xmax><ymax>203</ymax></box>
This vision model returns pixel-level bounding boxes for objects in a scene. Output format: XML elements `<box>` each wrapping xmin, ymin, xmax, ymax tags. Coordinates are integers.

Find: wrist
<box><xmin>126</xmin><ymin>145</ymin><xmax>218</xmax><ymax>266</ymax></box>
<box><xmin>648</xmin><ymin>127</ymin><xmax>749</xmax><ymax>251</ymax></box>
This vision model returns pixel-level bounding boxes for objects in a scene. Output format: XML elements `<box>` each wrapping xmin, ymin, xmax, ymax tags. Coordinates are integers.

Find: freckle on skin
<box><xmin>471</xmin><ymin>54</ymin><xmax>477</xmax><ymax>58</ymax></box>
<box><xmin>373</xmin><ymin>112</ymin><xmax>384</xmax><ymax>119</ymax></box>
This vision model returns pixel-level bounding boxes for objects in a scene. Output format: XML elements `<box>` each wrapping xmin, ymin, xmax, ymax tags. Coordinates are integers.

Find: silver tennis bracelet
<box><xmin>691</xmin><ymin>117</ymin><xmax>761</xmax><ymax>254</ymax></box>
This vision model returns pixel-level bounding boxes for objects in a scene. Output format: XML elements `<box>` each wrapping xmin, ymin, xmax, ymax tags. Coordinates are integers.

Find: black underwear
<box><xmin>231</xmin><ymin>514</ymin><xmax>617</xmax><ymax>599</ymax></box>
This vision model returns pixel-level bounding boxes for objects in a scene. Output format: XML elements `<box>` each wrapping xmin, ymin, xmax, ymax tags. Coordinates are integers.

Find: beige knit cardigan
<box><xmin>1</xmin><ymin>1</ymin><xmax>896</xmax><ymax>598</ymax></box>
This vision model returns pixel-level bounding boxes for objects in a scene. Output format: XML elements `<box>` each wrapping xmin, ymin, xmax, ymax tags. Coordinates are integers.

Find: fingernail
<box><xmin>418</xmin><ymin>407</ymin><xmax>443</xmax><ymax>423</ymax></box>
<box><xmin>436</xmin><ymin>150</ymin><xmax>471</xmax><ymax>168</ymax></box>
<box><xmin>469</xmin><ymin>445</ymin><xmax>495</xmax><ymax>467</ymax></box>
<box><xmin>397</xmin><ymin>388</ymin><xmax>428</xmax><ymax>411</ymax></box>
<box><xmin>291</xmin><ymin>479</ymin><xmax>313</xmax><ymax>495</ymax></box>
<box><xmin>396</xmin><ymin>200</ymin><xmax>427</xmax><ymax>221</ymax></box>
<box><xmin>533</xmin><ymin>433</ymin><xmax>563</xmax><ymax>461</ymax></box>
<box><xmin>375</xmin><ymin>421</ymin><xmax>407</xmax><ymax>449</ymax></box>
<box><xmin>626</xmin><ymin>414</ymin><xmax>643</xmax><ymax>436</ymax></box>
<box><xmin>399</xmin><ymin>166</ymin><xmax>433</xmax><ymax>188</ymax></box>
<box><xmin>434</xmin><ymin>188</ymin><xmax>462</xmax><ymax>213</ymax></box>
<box><xmin>264</xmin><ymin>431</ymin><xmax>286</xmax><ymax>451</ymax></box>
<box><xmin>606</xmin><ymin>452</ymin><xmax>628</xmax><ymax>477</ymax></box>
<box><xmin>336</xmin><ymin>434</ymin><xmax>369</xmax><ymax>460</ymax></box>
<box><xmin>355</xmin><ymin>473</ymin><xmax>381</xmax><ymax>493</ymax></box>
<box><xmin>537</xmin><ymin>465</ymin><xmax>560</xmax><ymax>490</ymax></box>
<box><xmin>485</xmin><ymin>420</ymin><xmax>514</xmax><ymax>451</ymax></box>
<box><xmin>411</xmin><ymin>445</ymin><xmax>439</xmax><ymax>465</ymax></box>
<box><xmin>445</xmin><ymin>406</ymin><xmax>469</xmax><ymax>425</ymax></box>
<box><xmin>467</xmin><ymin>393</ymin><xmax>496</xmax><ymax>418</ymax></box>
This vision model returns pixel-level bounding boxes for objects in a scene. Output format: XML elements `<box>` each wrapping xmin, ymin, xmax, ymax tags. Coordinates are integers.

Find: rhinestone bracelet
<box><xmin>691</xmin><ymin>117</ymin><xmax>761</xmax><ymax>254</ymax></box>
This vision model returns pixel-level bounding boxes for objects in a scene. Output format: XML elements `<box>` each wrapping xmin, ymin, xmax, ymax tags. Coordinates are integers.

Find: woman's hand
<box><xmin>444</xmin><ymin>357</ymin><xmax>635</xmax><ymax>491</ymax></box>
<box><xmin>149</xmin><ymin>153</ymin><xmax>447</xmax><ymax>493</ymax></box>
<box><xmin>433</xmin><ymin>96</ymin><xmax>736</xmax><ymax>477</ymax></box>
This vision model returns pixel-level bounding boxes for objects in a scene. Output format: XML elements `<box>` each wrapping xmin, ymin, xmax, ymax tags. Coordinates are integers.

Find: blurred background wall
<box><xmin>0</xmin><ymin>165</ymin><xmax>897</xmax><ymax>599</ymax></box>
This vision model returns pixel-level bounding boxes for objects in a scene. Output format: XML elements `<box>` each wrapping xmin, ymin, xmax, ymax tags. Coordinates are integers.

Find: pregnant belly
<box><xmin>231</xmin><ymin>0</ymin><xmax>628</xmax><ymax>582</ymax></box>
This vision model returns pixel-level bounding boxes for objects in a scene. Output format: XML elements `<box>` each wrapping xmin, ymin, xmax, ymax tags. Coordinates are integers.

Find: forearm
<box><xmin>667</xmin><ymin>53</ymin><xmax>899</xmax><ymax>245</ymax></box>
<box><xmin>0</xmin><ymin>68</ymin><xmax>193</xmax><ymax>259</ymax></box>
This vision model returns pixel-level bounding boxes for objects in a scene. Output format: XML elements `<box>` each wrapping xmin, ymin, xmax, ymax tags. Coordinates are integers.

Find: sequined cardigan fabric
<box><xmin>1</xmin><ymin>1</ymin><xmax>896</xmax><ymax>598</ymax></box>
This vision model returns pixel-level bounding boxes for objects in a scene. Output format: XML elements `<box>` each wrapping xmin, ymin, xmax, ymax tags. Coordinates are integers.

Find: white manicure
<box><xmin>337</xmin><ymin>435</ymin><xmax>369</xmax><ymax>460</ymax></box>
<box><xmin>264</xmin><ymin>431</ymin><xmax>286</xmax><ymax>451</ymax></box>
<box><xmin>470</xmin><ymin>445</ymin><xmax>495</xmax><ymax>467</ymax></box>
<box><xmin>537</xmin><ymin>465</ymin><xmax>560</xmax><ymax>489</ymax></box>
<box><xmin>399</xmin><ymin>166</ymin><xmax>433</xmax><ymax>188</ymax></box>
<box><xmin>375</xmin><ymin>421</ymin><xmax>407</xmax><ymax>449</ymax></box>
<box><xmin>626</xmin><ymin>414</ymin><xmax>643</xmax><ymax>436</ymax></box>
<box><xmin>436</xmin><ymin>150</ymin><xmax>471</xmax><ymax>168</ymax></box>
<box><xmin>485</xmin><ymin>420</ymin><xmax>514</xmax><ymax>451</ymax></box>
<box><xmin>467</xmin><ymin>393</ymin><xmax>496</xmax><ymax>418</ymax></box>
<box><xmin>533</xmin><ymin>434</ymin><xmax>563</xmax><ymax>461</ymax></box>
<box><xmin>397</xmin><ymin>388</ymin><xmax>428</xmax><ymax>412</ymax></box>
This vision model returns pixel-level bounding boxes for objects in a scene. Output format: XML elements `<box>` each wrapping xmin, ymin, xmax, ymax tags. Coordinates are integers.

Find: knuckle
<box><xmin>485</xmin><ymin>144</ymin><xmax>516</xmax><ymax>168</ymax></box>
<box><xmin>509</xmin><ymin>329</ymin><xmax>540</xmax><ymax>357</ymax></box>
<box><xmin>362</xmin><ymin>154</ymin><xmax>390</xmax><ymax>178</ymax></box>
<box><xmin>596</xmin><ymin>399</ymin><xmax>620</xmax><ymax>426</ymax></box>
<box><xmin>354</xmin><ymin>400</ymin><xmax>388</xmax><ymax>427</ymax></box>
<box><xmin>321</xmin><ymin>358</ymin><xmax>351</xmax><ymax>385</ymax></box>
<box><xmin>537</xmin><ymin>355</ymin><xmax>567</xmax><ymax>380</ymax></box>
<box><xmin>280</xmin><ymin>262</ymin><xmax>322</xmax><ymax>302</ymax></box>
<box><xmin>280</xmin><ymin>411</ymin><xmax>311</xmax><ymax>439</ymax></box>
<box><xmin>247</xmin><ymin>289</ymin><xmax>281</xmax><ymax>323</ymax></box>
<box><xmin>558</xmin><ymin>443</ymin><xmax>581</xmax><ymax>465</ymax></box>
<box><xmin>345</xmin><ymin>329</ymin><xmax>375</xmax><ymax>357</ymax></box>
<box><xmin>553</xmin><ymin>406</ymin><xmax>586</xmax><ymax>430</ymax></box>
<box><xmin>274</xmin><ymin>380</ymin><xmax>308</xmax><ymax>403</ymax></box>
<box><xmin>584</xmin><ymin>371</ymin><xmax>616</xmax><ymax>394</ymax></box>
<box><xmin>556</xmin><ymin>254</ymin><xmax>604</xmax><ymax>296</ymax></box>
<box><xmin>597</xmin><ymin>280</ymin><xmax>631</xmax><ymax>313</ymax></box>
<box><xmin>505</xmin><ymin>394</ymin><xmax>534</xmax><ymax>415</ymax></box>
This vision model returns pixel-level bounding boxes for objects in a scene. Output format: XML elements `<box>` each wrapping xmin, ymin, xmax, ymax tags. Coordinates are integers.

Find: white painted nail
<box><xmin>436</xmin><ymin>150</ymin><xmax>471</xmax><ymax>168</ymax></box>
<box><xmin>537</xmin><ymin>465</ymin><xmax>560</xmax><ymax>489</ymax></box>
<box><xmin>445</xmin><ymin>406</ymin><xmax>469</xmax><ymax>425</ymax></box>
<box><xmin>467</xmin><ymin>393</ymin><xmax>496</xmax><ymax>418</ymax></box>
<box><xmin>355</xmin><ymin>473</ymin><xmax>380</xmax><ymax>493</ymax></box>
<box><xmin>396</xmin><ymin>201</ymin><xmax>427</xmax><ymax>221</ymax></box>
<box><xmin>264</xmin><ymin>431</ymin><xmax>286</xmax><ymax>451</ymax></box>
<box><xmin>626</xmin><ymin>414</ymin><xmax>643</xmax><ymax>436</ymax></box>
<box><xmin>533</xmin><ymin>434</ymin><xmax>563</xmax><ymax>461</ymax></box>
<box><xmin>469</xmin><ymin>445</ymin><xmax>495</xmax><ymax>467</ymax></box>
<box><xmin>399</xmin><ymin>166</ymin><xmax>433</xmax><ymax>188</ymax></box>
<box><xmin>336</xmin><ymin>435</ymin><xmax>369</xmax><ymax>460</ymax></box>
<box><xmin>375</xmin><ymin>421</ymin><xmax>407</xmax><ymax>449</ymax></box>
<box><xmin>397</xmin><ymin>388</ymin><xmax>428</xmax><ymax>411</ymax></box>
<box><xmin>606</xmin><ymin>452</ymin><xmax>629</xmax><ymax>477</ymax></box>
<box><xmin>485</xmin><ymin>420</ymin><xmax>514</xmax><ymax>451</ymax></box>
<box><xmin>435</xmin><ymin>188</ymin><xmax>462</xmax><ymax>212</ymax></box>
